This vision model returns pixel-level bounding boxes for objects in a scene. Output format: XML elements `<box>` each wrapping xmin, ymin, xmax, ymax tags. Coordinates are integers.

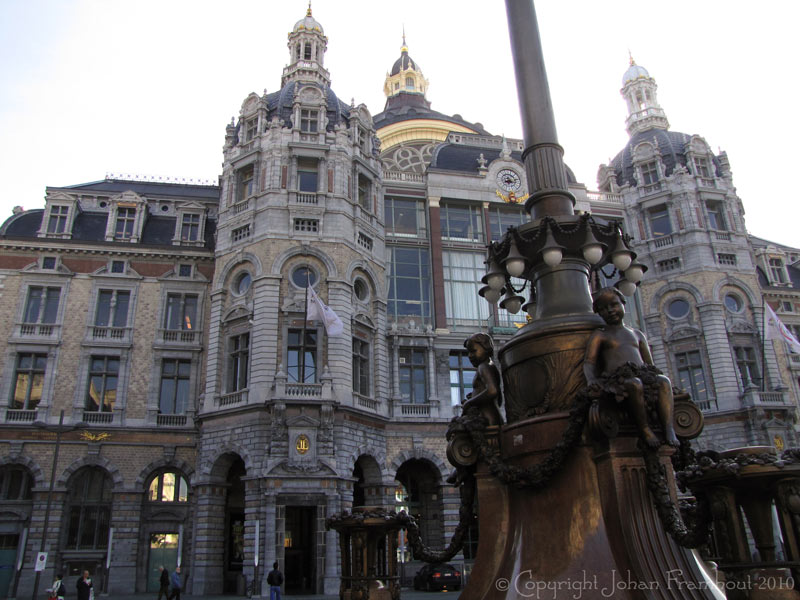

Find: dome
<box><xmin>622</xmin><ymin>63</ymin><xmax>650</xmax><ymax>85</ymax></box>
<box><xmin>293</xmin><ymin>8</ymin><xmax>324</xmax><ymax>34</ymax></box>
<box><xmin>391</xmin><ymin>49</ymin><xmax>419</xmax><ymax>76</ymax></box>
<box><xmin>263</xmin><ymin>81</ymin><xmax>350</xmax><ymax>132</ymax></box>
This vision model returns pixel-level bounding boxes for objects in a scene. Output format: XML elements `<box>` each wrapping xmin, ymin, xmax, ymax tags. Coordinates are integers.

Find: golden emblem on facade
<box><xmin>80</xmin><ymin>431</ymin><xmax>111</xmax><ymax>442</ymax></box>
<box><xmin>774</xmin><ymin>435</ymin><xmax>785</xmax><ymax>451</ymax></box>
<box><xmin>296</xmin><ymin>434</ymin><xmax>310</xmax><ymax>455</ymax></box>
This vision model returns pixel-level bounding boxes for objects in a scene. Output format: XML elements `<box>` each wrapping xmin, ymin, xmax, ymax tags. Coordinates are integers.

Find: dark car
<box><xmin>413</xmin><ymin>563</ymin><xmax>461</xmax><ymax>591</ymax></box>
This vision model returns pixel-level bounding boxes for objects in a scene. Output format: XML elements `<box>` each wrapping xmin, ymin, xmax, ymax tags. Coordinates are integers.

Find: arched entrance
<box><xmin>352</xmin><ymin>454</ymin><xmax>383</xmax><ymax>508</ymax></box>
<box><xmin>395</xmin><ymin>459</ymin><xmax>444</xmax><ymax>553</ymax></box>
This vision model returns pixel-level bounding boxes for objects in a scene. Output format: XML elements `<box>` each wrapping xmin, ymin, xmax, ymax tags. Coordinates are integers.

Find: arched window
<box><xmin>0</xmin><ymin>466</ymin><xmax>33</xmax><ymax>501</ymax></box>
<box><xmin>405</xmin><ymin>77</ymin><xmax>414</xmax><ymax>90</ymax></box>
<box><xmin>147</xmin><ymin>471</ymin><xmax>189</xmax><ymax>503</ymax></box>
<box><xmin>66</xmin><ymin>468</ymin><xmax>112</xmax><ymax>549</ymax></box>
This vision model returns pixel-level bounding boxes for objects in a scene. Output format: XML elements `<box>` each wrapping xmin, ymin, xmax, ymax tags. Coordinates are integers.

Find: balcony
<box><xmin>82</xmin><ymin>410</ymin><xmax>114</xmax><ymax>424</ymax></box>
<box><xmin>355</xmin><ymin>394</ymin><xmax>378</xmax><ymax>411</ymax></box>
<box><xmin>5</xmin><ymin>409</ymin><xmax>37</xmax><ymax>423</ymax></box>
<box><xmin>294</xmin><ymin>192</ymin><xmax>319</xmax><ymax>205</ymax></box>
<box><xmin>232</xmin><ymin>199</ymin><xmax>250</xmax><ymax>214</ymax></box>
<box><xmin>741</xmin><ymin>389</ymin><xmax>790</xmax><ymax>406</ymax></box>
<box><xmin>89</xmin><ymin>326</ymin><xmax>130</xmax><ymax>342</ymax></box>
<box><xmin>15</xmin><ymin>322</ymin><xmax>61</xmax><ymax>340</ymax></box>
<box><xmin>790</xmin><ymin>354</ymin><xmax>800</xmax><ymax>367</ymax></box>
<box><xmin>653</xmin><ymin>234</ymin><xmax>674</xmax><ymax>248</ymax></box>
<box><xmin>274</xmin><ymin>370</ymin><xmax>333</xmax><ymax>401</ymax></box>
<box><xmin>219</xmin><ymin>389</ymin><xmax>248</xmax><ymax>408</ymax></box>
<box><xmin>586</xmin><ymin>191</ymin><xmax>623</xmax><ymax>204</ymax></box>
<box><xmin>157</xmin><ymin>413</ymin><xmax>189</xmax><ymax>427</ymax></box>
<box><xmin>713</xmin><ymin>231</ymin><xmax>731</xmax><ymax>242</ymax></box>
<box><xmin>398</xmin><ymin>403</ymin><xmax>430</xmax><ymax>417</ymax></box>
<box><xmin>158</xmin><ymin>329</ymin><xmax>200</xmax><ymax>345</ymax></box>
<box><xmin>638</xmin><ymin>181</ymin><xmax>663</xmax><ymax>197</ymax></box>
<box><xmin>698</xmin><ymin>177</ymin><xmax>718</xmax><ymax>189</ymax></box>
<box><xmin>384</xmin><ymin>171</ymin><xmax>425</xmax><ymax>185</ymax></box>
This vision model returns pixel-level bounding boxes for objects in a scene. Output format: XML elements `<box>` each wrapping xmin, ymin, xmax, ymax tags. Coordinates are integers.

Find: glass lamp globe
<box><xmin>487</xmin><ymin>272</ymin><xmax>506</xmax><ymax>291</ymax></box>
<box><xmin>582</xmin><ymin>243</ymin><xmax>603</xmax><ymax>265</ymax></box>
<box><xmin>617</xmin><ymin>279</ymin><xmax>637</xmax><ymax>296</ymax></box>
<box><xmin>504</xmin><ymin>297</ymin><xmax>522</xmax><ymax>314</ymax></box>
<box><xmin>484</xmin><ymin>288</ymin><xmax>502</xmax><ymax>304</ymax></box>
<box><xmin>505</xmin><ymin>257</ymin><xmax>526</xmax><ymax>278</ymax></box>
<box><xmin>625</xmin><ymin>264</ymin><xmax>644</xmax><ymax>284</ymax></box>
<box><xmin>612</xmin><ymin>250</ymin><xmax>633</xmax><ymax>272</ymax></box>
<box><xmin>542</xmin><ymin>247</ymin><xmax>563</xmax><ymax>267</ymax></box>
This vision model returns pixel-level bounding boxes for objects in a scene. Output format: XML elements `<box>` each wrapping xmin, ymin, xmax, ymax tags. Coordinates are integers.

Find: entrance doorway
<box><xmin>147</xmin><ymin>533</ymin><xmax>179</xmax><ymax>592</ymax></box>
<box><xmin>284</xmin><ymin>506</ymin><xmax>315</xmax><ymax>594</ymax></box>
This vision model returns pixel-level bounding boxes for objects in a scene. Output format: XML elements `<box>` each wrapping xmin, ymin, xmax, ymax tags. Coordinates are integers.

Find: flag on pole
<box><xmin>307</xmin><ymin>285</ymin><xmax>344</xmax><ymax>336</ymax></box>
<box><xmin>765</xmin><ymin>303</ymin><xmax>800</xmax><ymax>353</ymax></box>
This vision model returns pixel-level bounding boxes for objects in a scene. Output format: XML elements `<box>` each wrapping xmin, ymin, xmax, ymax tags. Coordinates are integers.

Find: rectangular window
<box><xmin>442</xmin><ymin>251</ymin><xmax>491</xmax><ymax>326</ymax></box>
<box><xmin>48</xmin><ymin>205</ymin><xmax>69</xmax><ymax>234</ymax></box>
<box><xmin>86</xmin><ymin>356</ymin><xmax>118</xmax><ymax>412</ymax></box>
<box><xmin>163</xmin><ymin>293</ymin><xmax>198</xmax><ymax>331</ymax></box>
<box><xmin>245</xmin><ymin>117</ymin><xmax>258</xmax><ymax>142</ymax></box>
<box><xmin>657</xmin><ymin>257</ymin><xmax>681</xmax><ymax>272</ymax></box>
<box><xmin>297</xmin><ymin>159</ymin><xmax>318</xmax><ymax>193</ymax></box>
<box><xmin>41</xmin><ymin>257</ymin><xmax>56</xmax><ymax>269</ymax></box>
<box><xmin>287</xmin><ymin>328</ymin><xmax>317</xmax><ymax>383</ymax></box>
<box><xmin>294</xmin><ymin>219</ymin><xmax>318</xmax><ymax>233</ymax></box>
<box><xmin>358</xmin><ymin>174</ymin><xmax>371</xmax><ymax>210</ymax></box>
<box><xmin>693</xmin><ymin>157</ymin><xmax>711</xmax><ymax>178</ymax></box>
<box><xmin>95</xmin><ymin>290</ymin><xmax>130</xmax><ymax>328</ymax></box>
<box><xmin>734</xmin><ymin>346</ymin><xmax>761</xmax><ymax>389</ymax></box>
<box><xmin>357</xmin><ymin>127</ymin><xmax>368</xmax><ymax>152</ymax></box>
<box><xmin>10</xmin><ymin>353</ymin><xmax>46</xmax><ymax>409</ymax></box>
<box><xmin>159</xmin><ymin>359</ymin><xmax>190</xmax><ymax>414</ymax></box>
<box><xmin>111</xmin><ymin>260</ymin><xmax>125</xmax><ymax>274</ymax></box>
<box><xmin>181</xmin><ymin>214</ymin><xmax>200</xmax><ymax>241</ymax></box>
<box><xmin>300</xmin><ymin>109</ymin><xmax>318</xmax><ymax>133</ymax></box>
<box><xmin>178</xmin><ymin>264</ymin><xmax>192</xmax><ymax>277</ymax></box>
<box><xmin>352</xmin><ymin>338</ymin><xmax>370</xmax><ymax>396</ymax></box>
<box><xmin>440</xmin><ymin>203</ymin><xmax>483</xmax><ymax>243</ymax></box>
<box><xmin>769</xmin><ymin>258</ymin><xmax>787</xmax><ymax>284</ymax></box>
<box><xmin>385</xmin><ymin>197</ymin><xmax>426</xmax><ymax>238</ymax></box>
<box><xmin>782</xmin><ymin>301</ymin><xmax>794</xmax><ymax>313</ymax></box>
<box><xmin>23</xmin><ymin>286</ymin><xmax>61</xmax><ymax>324</ymax></box>
<box><xmin>357</xmin><ymin>232</ymin><xmax>373</xmax><ymax>251</ymax></box>
<box><xmin>717</xmin><ymin>253</ymin><xmax>737</xmax><ymax>266</ymax></box>
<box><xmin>706</xmin><ymin>201</ymin><xmax>726</xmax><ymax>230</ymax></box>
<box><xmin>488</xmin><ymin>206</ymin><xmax>527</xmax><ymax>241</ymax></box>
<box><xmin>449</xmin><ymin>352</ymin><xmax>475</xmax><ymax>407</ymax></box>
<box><xmin>674</xmin><ymin>351</ymin><xmax>709</xmax><ymax>406</ymax></box>
<box><xmin>227</xmin><ymin>333</ymin><xmax>250</xmax><ymax>392</ymax></box>
<box><xmin>388</xmin><ymin>247</ymin><xmax>431</xmax><ymax>324</ymax></box>
<box><xmin>648</xmin><ymin>205</ymin><xmax>672</xmax><ymax>237</ymax></box>
<box><xmin>640</xmin><ymin>161</ymin><xmax>659</xmax><ymax>185</ymax></box>
<box><xmin>237</xmin><ymin>165</ymin><xmax>255</xmax><ymax>202</ymax></box>
<box><xmin>115</xmin><ymin>207</ymin><xmax>136</xmax><ymax>240</ymax></box>
<box><xmin>399</xmin><ymin>348</ymin><xmax>427</xmax><ymax>403</ymax></box>
<box><xmin>232</xmin><ymin>225</ymin><xmax>251</xmax><ymax>242</ymax></box>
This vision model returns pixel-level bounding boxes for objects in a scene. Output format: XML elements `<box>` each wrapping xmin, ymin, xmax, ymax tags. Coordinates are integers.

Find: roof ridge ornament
<box><xmin>307</xmin><ymin>1</ymin><xmax>312</xmax><ymax>17</ymax></box>
<box><xmin>629</xmin><ymin>49</ymin><xmax>635</xmax><ymax>66</ymax></box>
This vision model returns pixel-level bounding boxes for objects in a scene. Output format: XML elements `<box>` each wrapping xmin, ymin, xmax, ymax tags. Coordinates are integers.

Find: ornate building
<box><xmin>0</xmin><ymin>12</ymin><xmax>798</xmax><ymax>598</ymax></box>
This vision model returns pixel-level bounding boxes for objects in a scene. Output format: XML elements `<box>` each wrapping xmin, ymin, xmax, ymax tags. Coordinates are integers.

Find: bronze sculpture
<box><xmin>462</xmin><ymin>333</ymin><xmax>504</xmax><ymax>427</ymax></box>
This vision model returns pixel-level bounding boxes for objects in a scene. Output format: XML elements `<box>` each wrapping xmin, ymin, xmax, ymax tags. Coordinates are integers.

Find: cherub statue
<box><xmin>583</xmin><ymin>288</ymin><xmax>678</xmax><ymax>447</ymax></box>
<box><xmin>462</xmin><ymin>333</ymin><xmax>503</xmax><ymax>426</ymax></box>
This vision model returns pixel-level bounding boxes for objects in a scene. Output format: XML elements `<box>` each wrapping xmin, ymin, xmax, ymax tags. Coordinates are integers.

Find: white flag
<box><xmin>765</xmin><ymin>303</ymin><xmax>800</xmax><ymax>353</ymax></box>
<box><xmin>307</xmin><ymin>286</ymin><xmax>344</xmax><ymax>336</ymax></box>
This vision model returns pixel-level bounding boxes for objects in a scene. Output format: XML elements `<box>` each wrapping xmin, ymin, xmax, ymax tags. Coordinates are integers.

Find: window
<box><xmin>706</xmin><ymin>201</ymin><xmax>726</xmax><ymax>230</ymax></box>
<box><xmin>405</xmin><ymin>76</ymin><xmax>414</xmax><ymax>90</ymax></box>
<box><xmin>232</xmin><ymin>225</ymin><xmax>251</xmax><ymax>242</ymax></box>
<box><xmin>648</xmin><ymin>205</ymin><xmax>672</xmax><ymax>237</ymax></box>
<box><xmin>178</xmin><ymin>264</ymin><xmax>192</xmax><ymax>277</ymax></box>
<box><xmin>227</xmin><ymin>333</ymin><xmax>250</xmax><ymax>392</ymax></box>
<box><xmin>782</xmin><ymin>301</ymin><xmax>794</xmax><ymax>313</ymax></box>
<box><xmin>300</xmin><ymin>109</ymin><xmax>318</xmax><ymax>133</ymax></box>
<box><xmin>0</xmin><ymin>466</ymin><xmax>33</xmax><ymax>500</ymax></box>
<box><xmin>294</xmin><ymin>218</ymin><xmax>318</xmax><ymax>233</ymax></box>
<box><xmin>488</xmin><ymin>206</ymin><xmax>527</xmax><ymax>241</ymax></box>
<box><xmin>724</xmin><ymin>294</ymin><xmax>743</xmax><ymax>313</ymax></box>
<box><xmin>164</xmin><ymin>294</ymin><xmax>198</xmax><ymax>331</ymax></box>
<box><xmin>667</xmin><ymin>299</ymin><xmax>690</xmax><ymax>319</ymax></box>
<box><xmin>352</xmin><ymin>338</ymin><xmax>370</xmax><ymax>396</ymax></box>
<box><xmin>23</xmin><ymin>286</ymin><xmax>61</xmax><ymax>324</ymax></box>
<box><xmin>287</xmin><ymin>329</ymin><xmax>316</xmax><ymax>383</ymax></box>
<box><xmin>159</xmin><ymin>360</ymin><xmax>190</xmax><ymax>415</ymax></box>
<box><xmin>111</xmin><ymin>260</ymin><xmax>125</xmax><ymax>274</ymax></box>
<box><xmin>356</xmin><ymin>127</ymin><xmax>368</xmax><ymax>153</ymax></box>
<box><xmin>48</xmin><ymin>205</ymin><xmax>69</xmax><ymax>234</ymax></box>
<box><xmin>235</xmin><ymin>272</ymin><xmax>252</xmax><ymax>295</ymax></box>
<box><xmin>358</xmin><ymin>174</ymin><xmax>371</xmax><ymax>210</ymax></box>
<box><xmin>297</xmin><ymin>158</ymin><xmax>318</xmax><ymax>192</ymax></box>
<box><xmin>303</xmin><ymin>42</ymin><xmax>312</xmax><ymax>60</ymax></box>
<box><xmin>449</xmin><ymin>352</ymin><xmax>475</xmax><ymax>407</ymax></box>
<box><xmin>440</xmin><ymin>203</ymin><xmax>483</xmax><ymax>242</ymax></box>
<box><xmin>95</xmin><ymin>290</ymin><xmax>130</xmax><ymax>328</ymax></box>
<box><xmin>385</xmin><ymin>197</ymin><xmax>426</xmax><ymax>238</ymax></box>
<box><xmin>657</xmin><ymin>257</ymin><xmax>680</xmax><ymax>272</ymax></box>
<box><xmin>388</xmin><ymin>247</ymin><xmax>431</xmax><ymax>324</ymax></box>
<box><xmin>115</xmin><ymin>207</ymin><xmax>136</xmax><ymax>240</ymax></box>
<box><xmin>734</xmin><ymin>346</ymin><xmax>761</xmax><ymax>389</ymax></box>
<box><xmin>181</xmin><ymin>213</ymin><xmax>200</xmax><ymax>241</ymax></box>
<box><xmin>357</xmin><ymin>232</ymin><xmax>373</xmax><ymax>251</ymax></box>
<box><xmin>693</xmin><ymin>157</ymin><xmax>711</xmax><ymax>178</ymax></box>
<box><xmin>244</xmin><ymin>117</ymin><xmax>258</xmax><ymax>142</ymax></box>
<box><xmin>442</xmin><ymin>251</ymin><xmax>491</xmax><ymax>326</ymax></box>
<box><xmin>237</xmin><ymin>165</ymin><xmax>255</xmax><ymax>202</ymax></box>
<box><xmin>147</xmin><ymin>471</ymin><xmax>188</xmax><ymax>503</ymax></box>
<box><xmin>291</xmin><ymin>265</ymin><xmax>317</xmax><ymax>288</ymax></box>
<box><xmin>399</xmin><ymin>348</ymin><xmax>426</xmax><ymax>403</ymax></box>
<box><xmin>717</xmin><ymin>254</ymin><xmax>737</xmax><ymax>266</ymax></box>
<box><xmin>769</xmin><ymin>258</ymin><xmax>787</xmax><ymax>284</ymax></box>
<box><xmin>65</xmin><ymin>468</ymin><xmax>112</xmax><ymax>550</ymax></box>
<box><xmin>41</xmin><ymin>256</ymin><xmax>56</xmax><ymax>269</ymax></box>
<box><xmin>86</xmin><ymin>356</ymin><xmax>118</xmax><ymax>412</ymax></box>
<box><xmin>674</xmin><ymin>351</ymin><xmax>709</xmax><ymax>406</ymax></box>
<box><xmin>640</xmin><ymin>161</ymin><xmax>659</xmax><ymax>185</ymax></box>
<box><xmin>10</xmin><ymin>354</ymin><xmax>46</xmax><ymax>410</ymax></box>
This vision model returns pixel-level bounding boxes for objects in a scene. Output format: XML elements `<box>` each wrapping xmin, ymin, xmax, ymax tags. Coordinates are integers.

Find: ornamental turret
<box><xmin>621</xmin><ymin>56</ymin><xmax>669</xmax><ymax>135</ymax></box>
<box><xmin>383</xmin><ymin>33</ymin><xmax>429</xmax><ymax>99</ymax></box>
<box><xmin>282</xmin><ymin>4</ymin><xmax>330</xmax><ymax>87</ymax></box>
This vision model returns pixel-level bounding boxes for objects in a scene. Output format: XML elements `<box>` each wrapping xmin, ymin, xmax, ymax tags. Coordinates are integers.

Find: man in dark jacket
<box><xmin>157</xmin><ymin>566</ymin><xmax>170</xmax><ymax>600</ymax></box>
<box><xmin>75</xmin><ymin>571</ymin><xmax>92</xmax><ymax>600</ymax></box>
<box><xmin>267</xmin><ymin>562</ymin><xmax>283</xmax><ymax>600</ymax></box>
<box><xmin>168</xmin><ymin>566</ymin><xmax>182</xmax><ymax>600</ymax></box>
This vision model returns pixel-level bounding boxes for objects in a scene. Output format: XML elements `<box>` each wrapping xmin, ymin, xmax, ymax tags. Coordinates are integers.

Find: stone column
<box><xmin>202</xmin><ymin>289</ymin><xmax>227</xmax><ymax>413</ymax></box>
<box><xmin>698</xmin><ymin>302</ymin><xmax>741</xmax><ymax>411</ymax></box>
<box><xmin>250</xmin><ymin>275</ymin><xmax>282</xmax><ymax>403</ymax></box>
<box><xmin>324</xmin><ymin>494</ymin><xmax>341</xmax><ymax>595</ymax></box>
<box><xmin>107</xmin><ymin>490</ymin><xmax>143</xmax><ymax>593</ymax></box>
<box><xmin>191</xmin><ymin>482</ymin><xmax>228</xmax><ymax>595</ymax></box>
<box><xmin>263</xmin><ymin>493</ymin><xmax>277</xmax><ymax>592</ymax></box>
<box><xmin>326</xmin><ymin>280</ymin><xmax>353</xmax><ymax>403</ymax></box>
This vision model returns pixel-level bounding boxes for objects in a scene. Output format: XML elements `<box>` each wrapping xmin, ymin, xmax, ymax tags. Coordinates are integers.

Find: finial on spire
<box><xmin>307</xmin><ymin>1</ymin><xmax>312</xmax><ymax>16</ymax></box>
<box><xmin>628</xmin><ymin>50</ymin><xmax>635</xmax><ymax>66</ymax></box>
<box><xmin>401</xmin><ymin>25</ymin><xmax>408</xmax><ymax>53</ymax></box>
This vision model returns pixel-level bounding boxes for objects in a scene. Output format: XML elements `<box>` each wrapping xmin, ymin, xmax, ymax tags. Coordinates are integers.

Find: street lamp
<box><xmin>30</xmin><ymin>411</ymin><xmax>87</xmax><ymax>600</ymax></box>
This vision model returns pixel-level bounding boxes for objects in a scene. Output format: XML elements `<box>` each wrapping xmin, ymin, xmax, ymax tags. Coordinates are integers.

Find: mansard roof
<box><xmin>430</xmin><ymin>143</ymin><xmax>577</xmax><ymax>183</ymax></box>
<box><xmin>265</xmin><ymin>81</ymin><xmax>351</xmax><ymax>131</ymax></box>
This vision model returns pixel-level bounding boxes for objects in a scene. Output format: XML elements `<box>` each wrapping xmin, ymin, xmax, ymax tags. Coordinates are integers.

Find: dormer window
<box><xmin>693</xmin><ymin>156</ymin><xmax>711</xmax><ymax>178</ymax></box>
<box><xmin>48</xmin><ymin>205</ymin><xmax>69</xmax><ymax>234</ymax></box>
<box><xmin>640</xmin><ymin>161</ymin><xmax>659</xmax><ymax>185</ymax></box>
<box><xmin>244</xmin><ymin>118</ymin><xmax>258</xmax><ymax>142</ymax></box>
<box><xmin>769</xmin><ymin>258</ymin><xmax>788</xmax><ymax>284</ymax></box>
<box><xmin>181</xmin><ymin>214</ymin><xmax>200</xmax><ymax>242</ymax></box>
<box><xmin>300</xmin><ymin>109</ymin><xmax>318</xmax><ymax>133</ymax></box>
<box><xmin>405</xmin><ymin>77</ymin><xmax>414</xmax><ymax>90</ymax></box>
<box><xmin>115</xmin><ymin>206</ymin><xmax>136</xmax><ymax>240</ymax></box>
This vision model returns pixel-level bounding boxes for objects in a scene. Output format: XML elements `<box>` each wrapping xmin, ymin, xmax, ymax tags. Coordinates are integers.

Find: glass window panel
<box><xmin>42</xmin><ymin>287</ymin><xmax>61</xmax><ymax>322</ymax></box>
<box><xmin>160</xmin><ymin>380</ymin><xmax>175</xmax><ymax>413</ymax></box>
<box><xmin>24</xmin><ymin>288</ymin><xmax>43</xmax><ymax>322</ymax></box>
<box><xmin>113</xmin><ymin>291</ymin><xmax>130</xmax><ymax>327</ymax></box>
<box><xmin>184</xmin><ymin>296</ymin><xmax>197</xmax><ymax>330</ymax></box>
<box><xmin>165</xmin><ymin>294</ymin><xmax>181</xmax><ymax>329</ymax></box>
<box><xmin>148</xmin><ymin>478</ymin><xmax>159</xmax><ymax>501</ymax></box>
<box><xmin>95</xmin><ymin>291</ymin><xmax>112</xmax><ymax>326</ymax></box>
<box><xmin>80</xmin><ymin>508</ymin><xmax>98</xmax><ymax>547</ymax></box>
<box><xmin>161</xmin><ymin>472</ymin><xmax>176</xmax><ymax>502</ymax></box>
<box><xmin>178</xmin><ymin>477</ymin><xmax>188</xmax><ymax>502</ymax></box>
<box><xmin>67</xmin><ymin>507</ymin><xmax>81</xmax><ymax>547</ymax></box>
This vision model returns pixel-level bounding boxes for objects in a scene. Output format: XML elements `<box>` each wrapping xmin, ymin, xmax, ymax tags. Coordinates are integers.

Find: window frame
<box><xmin>449</xmin><ymin>351</ymin><xmax>476</xmax><ymax>407</ymax></box>
<box><xmin>384</xmin><ymin>196</ymin><xmax>427</xmax><ymax>238</ymax></box>
<box><xmin>733</xmin><ymin>346</ymin><xmax>761</xmax><ymax>390</ymax></box>
<box><xmin>85</xmin><ymin>355</ymin><xmax>120</xmax><ymax>413</ymax></box>
<box><xmin>398</xmin><ymin>348</ymin><xmax>427</xmax><ymax>404</ymax></box>
<box><xmin>10</xmin><ymin>353</ymin><xmax>47</xmax><ymax>410</ymax></box>
<box><xmin>158</xmin><ymin>358</ymin><xmax>191</xmax><ymax>415</ymax></box>
<box><xmin>227</xmin><ymin>332</ymin><xmax>250</xmax><ymax>392</ymax></box>
<box><xmin>286</xmin><ymin>327</ymin><xmax>318</xmax><ymax>384</ymax></box>
<box><xmin>647</xmin><ymin>204</ymin><xmax>673</xmax><ymax>238</ymax></box>
<box><xmin>147</xmin><ymin>470</ymin><xmax>189</xmax><ymax>503</ymax></box>
<box><xmin>388</xmin><ymin>247</ymin><xmax>432</xmax><ymax>325</ymax></box>
<box><xmin>673</xmin><ymin>350</ymin><xmax>710</xmax><ymax>406</ymax></box>
<box><xmin>300</xmin><ymin>109</ymin><xmax>319</xmax><ymax>133</ymax></box>
<box><xmin>22</xmin><ymin>286</ymin><xmax>62</xmax><ymax>324</ymax></box>
<box><xmin>0</xmin><ymin>466</ymin><xmax>33</xmax><ymax>501</ymax></box>
<box><xmin>163</xmin><ymin>292</ymin><xmax>199</xmax><ymax>332</ymax></box>
<box><xmin>65</xmin><ymin>468</ymin><xmax>112</xmax><ymax>551</ymax></box>
<box><xmin>440</xmin><ymin>202</ymin><xmax>484</xmax><ymax>243</ymax></box>
<box><xmin>352</xmin><ymin>336</ymin><xmax>371</xmax><ymax>397</ymax></box>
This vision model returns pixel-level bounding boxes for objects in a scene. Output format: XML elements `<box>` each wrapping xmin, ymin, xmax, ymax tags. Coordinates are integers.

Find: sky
<box><xmin>1</xmin><ymin>0</ymin><xmax>798</xmax><ymax>247</ymax></box>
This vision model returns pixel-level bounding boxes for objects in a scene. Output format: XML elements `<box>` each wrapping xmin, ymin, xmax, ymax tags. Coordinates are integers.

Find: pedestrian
<box><xmin>267</xmin><ymin>561</ymin><xmax>283</xmax><ymax>600</ymax></box>
<box><xmin>168</xmin><ymin>565</ymin><xmax>182</xmax><ymax>600</ymax></box>
<box><xmin>157</xmin><ymin>565</ymin><xmax>170</xmax><ymax>600</ymax></box>
<box><xmin>76</xmin><ymin>571</ymin><xmax>93</xmax><ymax>600</ymax></box>
<box><xmin>49</xmin><ymin>573</ymin><xmax>65</xmax><ymax>600</ymax></box>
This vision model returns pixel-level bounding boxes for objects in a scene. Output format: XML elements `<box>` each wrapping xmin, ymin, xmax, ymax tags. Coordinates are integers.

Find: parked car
<box><xmin>413</xmin><ymin>563</ymin><xmax>461</xmax><ymax>591</ymax></box>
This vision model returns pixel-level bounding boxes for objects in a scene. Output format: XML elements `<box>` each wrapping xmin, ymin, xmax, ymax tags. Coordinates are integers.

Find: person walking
<box><xmin>157</xmin><ymin>566</ymin><xmax>170</xmax><ymax>600</ymax></box>
<box><xmin>76</xmin><ymin>571</ymin><xmax>92</xmax><ymax>600</ymax></box>
<box><xmin>267</xmin><ymin>562</ymin><xmax>283</xmax><ymax>600</ymax></box>
<box><xmin>167</xmin><ymin>565</ymin><xmax>182</xmax><ymax>600</ymax></box>
<box><xmin>50</xmin><ymin>573</ymin><xmax>65</xmax><ymax>600</ymax></box>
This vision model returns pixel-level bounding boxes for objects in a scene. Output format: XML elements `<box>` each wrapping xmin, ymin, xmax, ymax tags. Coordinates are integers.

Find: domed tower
<box><xmin>595</xmin><ymin>60</ymin><xmax>795</xmax><ymax>452</ymax></box>
<box><xmin>282</xmin><ymin>4</ymin><xmax>330</xmax><ymax>87</ymax></box>
<box><xmin>383</xmin><ymin>33</ymin><xmax>429</xmax><ymax>99</ymax></box>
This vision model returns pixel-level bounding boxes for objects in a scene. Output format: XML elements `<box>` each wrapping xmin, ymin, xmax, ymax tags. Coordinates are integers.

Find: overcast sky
<box><xmin>1</xmin><ymin>1</ymin><xmax>797</xmax><ymax>248</ymax></box>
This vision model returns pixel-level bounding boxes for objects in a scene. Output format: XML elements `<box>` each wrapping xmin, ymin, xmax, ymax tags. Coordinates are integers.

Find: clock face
<box><xmin>497</xmin><ymin>169</ymin><xmax>521</xmax><ymax>192</ymax></box>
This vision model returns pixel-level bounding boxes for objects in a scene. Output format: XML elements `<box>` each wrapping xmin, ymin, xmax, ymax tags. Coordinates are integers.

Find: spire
<box><xmin>620</xmin><ymin>58</ymin><xmax>669</xmax><ymax>136</ymax></box>
<box><xmin>307</xmin><ymin>1</ymin><xmax>312</xmax><ymax>16</ymax></box>
<box><xmin>628</xmin><ymin>50</ymin><xmax>635</xmax><ymax>66</ymax></box>
<box><xmin>401</xmin><ymin>26</ymin><xmax>407</xmax><ymax>53</ymax></box>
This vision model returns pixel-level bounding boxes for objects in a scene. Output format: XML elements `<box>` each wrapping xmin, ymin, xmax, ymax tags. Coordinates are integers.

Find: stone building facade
<box><xmin>1</xmin><ymin>10</ymin><xmax>798</xmax><ymax>599</ymax></box>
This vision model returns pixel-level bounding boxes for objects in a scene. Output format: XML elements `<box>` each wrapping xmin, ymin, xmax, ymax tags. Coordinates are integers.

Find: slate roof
<box><xmin>374</xmin><ymin>92</ymin><xmax>489</xmax><ymax>134</ymax></box>
<box><xmin>430</xmin><ymin>144</ymin><xmax>578</xmax><ymax>183</ymax></box>
<box><xmin>391</xmin><ymin>50</ymin><xmax>419</xmax><ymax>76</ymax></box>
